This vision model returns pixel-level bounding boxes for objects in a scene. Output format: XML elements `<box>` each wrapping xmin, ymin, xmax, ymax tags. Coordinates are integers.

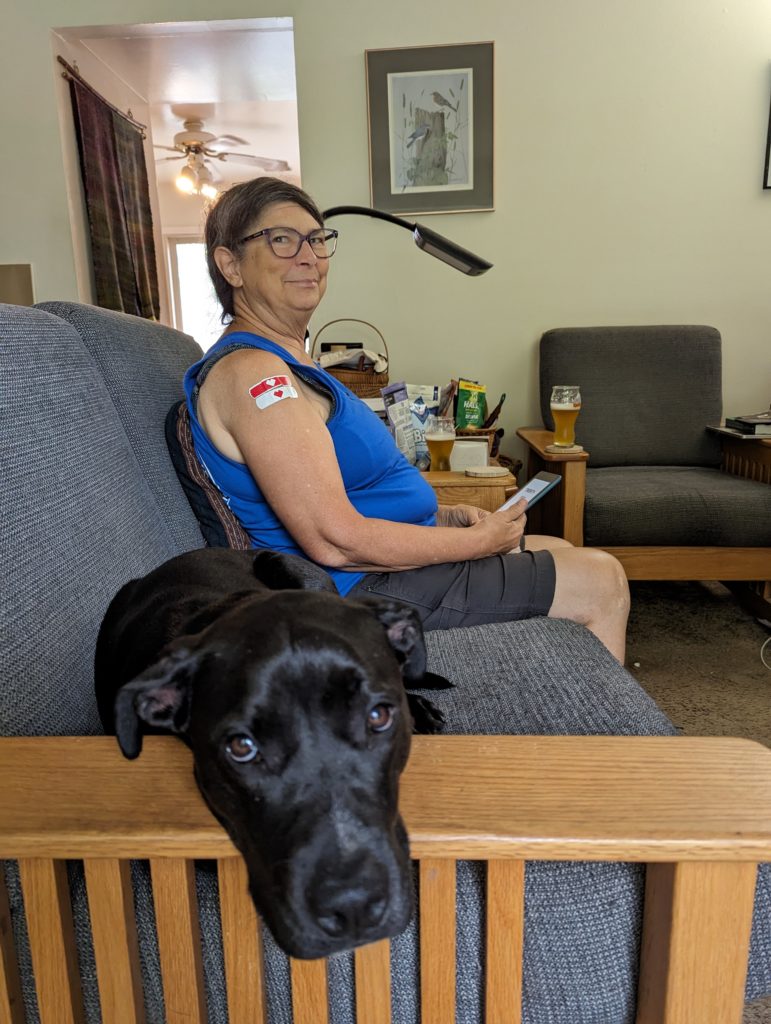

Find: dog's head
<box><xmin>109</xmin><ymin>552</ymin><xmax>449</xmax><ymax>958</ymax></box>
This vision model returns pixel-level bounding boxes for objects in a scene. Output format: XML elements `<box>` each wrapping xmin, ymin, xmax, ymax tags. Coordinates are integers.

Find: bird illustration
<box><xmin>406</xmin><ymin>124</ymin><xmax>430</xmax><ymax>148</ymax></box>
<box><xmin>431</xmin><ymin>91</ymin><xmax>459</xmax><ymax>113</ymax></box>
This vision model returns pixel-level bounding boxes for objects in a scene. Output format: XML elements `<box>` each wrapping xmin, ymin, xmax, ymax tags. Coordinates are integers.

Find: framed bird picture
<box><xmin>365</xmin><ymin>42</ymin><xmax>494</xmax><ymax>215</ymax></box>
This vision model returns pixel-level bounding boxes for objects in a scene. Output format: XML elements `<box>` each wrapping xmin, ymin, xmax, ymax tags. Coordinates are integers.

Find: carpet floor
<box><xmin>624</xmin><ymin>581</ymin><xmax>771</xmax><ymax>1023</ymax></box>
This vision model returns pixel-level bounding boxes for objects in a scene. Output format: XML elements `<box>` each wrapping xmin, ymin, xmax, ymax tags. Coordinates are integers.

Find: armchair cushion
<box><xmin>584</xmin><ymin>466</ymin><xmax>771</xmax><ymax>547</ymax></box>
<box><xmin>539</xmin><ymin>326</ymin><xmax>723</xmax><ymax>468</ymax></box>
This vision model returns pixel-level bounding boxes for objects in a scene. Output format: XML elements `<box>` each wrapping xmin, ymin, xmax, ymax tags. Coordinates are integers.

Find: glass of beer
<box><xmin>424</xmin><ymin>415</ymin><xmax>456</xmax><ymax>471</ymax></box>
<box><xmin>550</xmin><ymin>386</ymin><xmax>582</xmax><ymax>447</ymax></box>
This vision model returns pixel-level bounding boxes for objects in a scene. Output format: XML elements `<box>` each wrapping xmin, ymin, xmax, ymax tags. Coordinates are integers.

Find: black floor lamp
<box><xmin>322</xmin><ymin>205</ymin><xmax>493</xmax><ymax>277</ymax></box>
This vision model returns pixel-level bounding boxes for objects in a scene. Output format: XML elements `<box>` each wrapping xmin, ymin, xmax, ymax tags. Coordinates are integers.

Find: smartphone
<box><xmin>498</xmin><ymin>471</ymin><xmax>561</xmax><ymax>512</ymax></box>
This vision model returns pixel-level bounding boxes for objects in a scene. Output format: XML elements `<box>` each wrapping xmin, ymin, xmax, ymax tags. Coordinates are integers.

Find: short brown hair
<box><xmin>204</xmin><ymin>177</ymin><xmax>325</xmax><ymax>321</ymax></box>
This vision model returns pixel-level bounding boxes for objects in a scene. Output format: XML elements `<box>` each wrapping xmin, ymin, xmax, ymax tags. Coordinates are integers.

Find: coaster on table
<box><xmin>464</xmin><ymin>466</ymin><xmax>510</xmax><ymax>477</ymax></box>
<box><xmin>545</xmin><ymin>443</ymin><xmax>584</xmax><ymax>454</ymax></box>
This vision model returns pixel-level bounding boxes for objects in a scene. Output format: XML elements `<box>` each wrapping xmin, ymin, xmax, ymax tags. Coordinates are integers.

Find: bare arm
<box><xmin>198</xmin><ymin>349</ymin><xmax>527</xmax><ymax>571</ymax></box>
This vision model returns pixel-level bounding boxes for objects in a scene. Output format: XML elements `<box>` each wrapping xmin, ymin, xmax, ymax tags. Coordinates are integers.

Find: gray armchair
<box><xmin>517</xmin><ymin>325</ymin><xmax>771</xmax><ymax>604</ymax></box>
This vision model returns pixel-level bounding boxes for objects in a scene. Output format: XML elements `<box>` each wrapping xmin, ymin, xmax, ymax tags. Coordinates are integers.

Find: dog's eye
<box><xmin>225</xmin><ymin>735</ymin><xmax>260</xmax><ymax>763</ymax></box>
<box><xmin>367</xmin><ymin>704</ymin><xmax>394</xmax><ymax>733</ymax></box>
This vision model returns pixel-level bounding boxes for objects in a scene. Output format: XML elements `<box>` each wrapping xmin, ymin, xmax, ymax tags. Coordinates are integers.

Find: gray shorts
<box><xmin>347</xmin><ymin>550</ymin><xmax>556</xmax><ymax>630</ymax></box>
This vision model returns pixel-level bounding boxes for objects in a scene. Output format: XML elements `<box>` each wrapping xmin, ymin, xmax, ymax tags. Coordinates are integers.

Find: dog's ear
<box><xmin>356</xmin><ymin>597</ymin><xmax>454</xmax><ymax>690</ymax></box>
<box><xmin>113</xmin><ymin>646</ymin><xmax>199</xmax><ymax>760</ymax></box>
<box><xmin>251</xmin><ymin>549</ymin><xmax>336</xmax><ymax>592</ymax></box>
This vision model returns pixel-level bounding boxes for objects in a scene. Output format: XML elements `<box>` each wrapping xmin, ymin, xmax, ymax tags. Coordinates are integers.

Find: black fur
<box><xmin>95</xmin><ymin>548</ymin><xmax>452</xmax><ymax>959</ymax></box>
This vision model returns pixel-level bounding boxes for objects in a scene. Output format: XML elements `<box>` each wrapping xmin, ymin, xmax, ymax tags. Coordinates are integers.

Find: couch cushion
<box><xmin>539</xmin><ymin>326</ymin><xmax>723</xmax><ymax>468</ymax></box>
<box><xmin>35</xmin><ymin>301</ymin><xmax>205</xmax><ymax>553</ymax></box>
<box><xmin>0</xmin><ymin>304</ymin><xmax>197</xmax><ymax>737</ymax></box>
<box><xmin>584</xmin><ymin>465</ymin><xmax>771</xmax><ymax>546</ymax></box>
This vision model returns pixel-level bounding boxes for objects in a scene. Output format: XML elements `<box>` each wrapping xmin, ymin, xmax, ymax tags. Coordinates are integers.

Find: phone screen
<box><xmin>498</xmin><ymin>473</ymin><xmax>560</xmax><ymax>512</ymax></box>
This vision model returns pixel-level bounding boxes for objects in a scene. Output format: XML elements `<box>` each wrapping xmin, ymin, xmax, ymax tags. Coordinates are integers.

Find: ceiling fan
<box><xmin>154</xmin><ymin>119</ymin><xmax>290</xmax><ymax>196</ymax></box>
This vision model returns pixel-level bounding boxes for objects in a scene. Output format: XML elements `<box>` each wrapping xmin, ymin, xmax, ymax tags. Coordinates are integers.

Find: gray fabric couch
<box><xmin>1</xmin><ymin>300</ymin><xmax>769</xmax><ymax>1022</ymax></box>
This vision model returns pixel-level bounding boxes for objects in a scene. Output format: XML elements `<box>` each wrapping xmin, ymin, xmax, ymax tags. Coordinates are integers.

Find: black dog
<box><xmin>95</xmin><ymin>548</ymin><xmax>451</xmax><ymax>959</ymax></box>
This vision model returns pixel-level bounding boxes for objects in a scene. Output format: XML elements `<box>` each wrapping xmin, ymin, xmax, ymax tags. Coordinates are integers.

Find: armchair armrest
<box><xmin>516</xmin><ymin>428</ymin><xmax>588</xmax><ymax>544</ymax></box>
<box><xmin>718</xmin><ymin>434</ymin><xmax>771</xmax><ymax>484</ymax></box>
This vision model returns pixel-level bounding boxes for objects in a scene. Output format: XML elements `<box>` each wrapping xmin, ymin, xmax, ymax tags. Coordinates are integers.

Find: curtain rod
<box><xmin>57</xmin><ymin>55</ymin><xmax>148</xmax><ymax>138</ymax></box>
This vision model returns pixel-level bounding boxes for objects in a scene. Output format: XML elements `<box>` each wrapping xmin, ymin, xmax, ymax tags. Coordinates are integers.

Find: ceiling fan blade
<box><xmin>206</xmin><ymin>134</ymin><xmax>249</xmax><ymax>151</ymax></box>
<box><xmin>214</xmin><ymin>152</ymin><xmax>291</xmax><ymax>172</ymax></box>
<box><xmin>153</xmin><ymin>145</ymin><xmax>183</xmax><ymax>153</ymax></box>
<box><xmin>156</xmin><ymin>155</ymin><xmax>185</xmax><ymax>162</ymax></box>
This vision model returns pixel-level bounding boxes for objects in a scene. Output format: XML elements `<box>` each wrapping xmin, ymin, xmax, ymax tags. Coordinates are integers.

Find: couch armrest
<box><xmin>1</xmin><ymin>735</ymin><xmax>771</xmax><ymax>859</ymax></box>
<box><xmin>516</xmin><ymin>428</ymin><xmax>588</xmax><ymax>544</ymax></box>
<box><xmin>2</xmin><ymin>735</ymin><xmax>771</xmax><ymax>1024</ymax></box>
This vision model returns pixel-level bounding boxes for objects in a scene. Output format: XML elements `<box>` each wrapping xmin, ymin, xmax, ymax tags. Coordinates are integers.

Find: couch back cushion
<box><xmin>0</xmin><ymin>304</ymin><xmax>203</xmax><ymax>737</ymax></box>
<box><xmin>538</xmin><ymin>326</ymin><xmax>723</xmax><ymax>467</ymax></box>
<box><xmin>36</xmin><ymin>301</ymin><xmax>205</xmax><ymax>552</ymax></box>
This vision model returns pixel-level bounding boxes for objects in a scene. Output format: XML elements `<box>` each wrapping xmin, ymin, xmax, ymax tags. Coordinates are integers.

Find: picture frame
<box><xmin>764</xmin><ymin>88</ymin><xmax>771</xmax><ymax>189</ymax></box>
<box><xmin>365</xmin><ymin>42</ymin><xmax>494</xmax><ymax>215</ymax></box>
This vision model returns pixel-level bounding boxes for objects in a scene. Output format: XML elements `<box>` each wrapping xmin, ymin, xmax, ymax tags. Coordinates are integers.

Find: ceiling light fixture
<box><xmin>174</xmin><ymin>155</ymin><xmax>219</xmax><ymax>199</ymax></box>
<box><xmin>175</xmin><ymin>164</ymin><xmax>198</xmax><ymax>195</ymax></box>
<box><xmin>322</xmin><ymin>205</ymin><xmax>492</xmax><ymax>276</ymax></box>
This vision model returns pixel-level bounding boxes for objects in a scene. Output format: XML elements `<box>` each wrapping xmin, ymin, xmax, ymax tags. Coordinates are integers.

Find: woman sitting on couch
<box><xmin>183</xmin><ymin>177</ymin><xmax>631</xmax><ymax>662</ymax></box>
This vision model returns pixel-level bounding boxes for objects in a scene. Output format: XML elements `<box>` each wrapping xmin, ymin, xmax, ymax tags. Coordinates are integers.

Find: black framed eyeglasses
<box><xmin>238</xmin><ymin>226</ymin><xmax>338</xmax><ymax>259</ymax></box>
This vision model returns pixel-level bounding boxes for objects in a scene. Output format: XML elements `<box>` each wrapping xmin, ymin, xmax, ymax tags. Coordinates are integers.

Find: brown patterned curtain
<box><xmin>68</xmin><ymin>76</ymin><xmax>160</xmax><ymax>320</ymax></box>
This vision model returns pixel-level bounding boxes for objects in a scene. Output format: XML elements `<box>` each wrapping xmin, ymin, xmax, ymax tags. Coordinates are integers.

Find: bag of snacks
<box><xmin>456</xmin><ymin>378</ymin><xmax>487</xmax><ymax>429</ymax></box>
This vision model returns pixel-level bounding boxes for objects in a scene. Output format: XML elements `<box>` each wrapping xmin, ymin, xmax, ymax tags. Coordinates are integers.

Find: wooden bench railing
<box><xmin>2</xmin><ymin>734</ymin><xmax>771</xmax><ymax>1024</ymax></box>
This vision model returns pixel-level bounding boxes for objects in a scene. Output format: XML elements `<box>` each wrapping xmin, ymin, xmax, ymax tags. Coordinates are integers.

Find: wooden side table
<box><xmin>421</xmin><ymin>470</ymin><xmax>517</xmax><ymax>512</ymax></box>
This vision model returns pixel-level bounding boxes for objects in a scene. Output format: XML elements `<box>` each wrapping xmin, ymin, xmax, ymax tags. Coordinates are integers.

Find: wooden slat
<box><xmin>83</xmin><ymin>859</ymin><xmax>145</xmax><ymax>1024</ymax></box>
<box><xmin>217</xmin><ymin>857</ymin><xmax>267</xmax><ymax>1024</ymax></box>
<box><xmin>18</xmin><ymin>858</ymin><xmax>84</xmax><ymax>1024</ymax></box>
<box><xmin>485</xmin><ymin>860</ymin><xmax>524</xmax><ymax>1024</ymax></box>
<box><xmin>354</xmin><ymin>939</ymin><xmax>391</xmax><ymax>1024</ymax></box>
<box><xmin>3</xmin><ymin>737</ymin><xmax>771</xmax><ymax>863</ymax></box>
<box><xmin>0</xmin><ymin>866</ymin><xmax>24</xmax><ymax>1024</ymax></box>
<box><xmin>420</xmin><ymin>859</ymin><xmax>455</xmax><ymax>1024</ymax></box>
<box><xmin>290</xmin><ymin>956</ymin><xmax>328</xmax><ymax>1023</ymax></box>
<box><xmin>604</xmin><ymin>546</ymin><xmax>771</xmax><ymax>581</ymax></box>
<box><xmin>149</xmin><ymin>858</ymin><xmax>206</xmax><ymax>1023</ymax></box>
<box><xmin>636</xmin><ymin>861</ymin><xmax>757</xmax><ymax>1024</ymax></box>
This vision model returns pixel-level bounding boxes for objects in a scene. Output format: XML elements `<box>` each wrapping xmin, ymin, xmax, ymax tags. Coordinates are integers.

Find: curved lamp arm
<box><xmin>322</xmin><ymin>205</ymin><xmax>493</xmax><ymax>277</ymax></box>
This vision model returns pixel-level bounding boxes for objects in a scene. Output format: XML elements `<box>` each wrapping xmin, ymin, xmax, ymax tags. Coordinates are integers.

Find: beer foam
<box><xmin>551</xmin><ymin>402</ymin><xmax>580</xmax><ymax>410</ymax></box>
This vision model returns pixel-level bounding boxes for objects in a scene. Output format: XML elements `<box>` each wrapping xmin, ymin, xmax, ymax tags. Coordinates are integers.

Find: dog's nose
<box><xmin>309</xmin><ymin>854</ymin><xmax>388</xmax><ymax>937</ymax></box>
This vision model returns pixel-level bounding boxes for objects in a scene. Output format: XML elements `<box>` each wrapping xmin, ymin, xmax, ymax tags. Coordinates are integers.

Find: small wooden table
<box><xmin>421</xmin><ymin>470</ymin><xmax>517</xmax><ymax>512</ymax></box>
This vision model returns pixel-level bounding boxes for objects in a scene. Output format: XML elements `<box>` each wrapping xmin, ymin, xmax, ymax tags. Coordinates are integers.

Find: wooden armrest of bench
<box><xmin>2</xmin><ymin>735</ymin><xmax>771</xmax><ymax>862</ymax></box>
<box><xmin>3</xmin><ymin>735</ymin><xmax>770</xmax><ymax>1024</ymax></box>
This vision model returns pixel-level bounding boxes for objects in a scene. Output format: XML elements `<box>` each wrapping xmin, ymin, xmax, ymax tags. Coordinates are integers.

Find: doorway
<box><xmin>52</xmin><ymin>18</ymin><xmax>302</xmax><ymax>345</ymax></box>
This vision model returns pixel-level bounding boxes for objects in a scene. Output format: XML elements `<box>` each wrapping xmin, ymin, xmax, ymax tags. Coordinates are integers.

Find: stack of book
<box><xmin>724</xmin><ymin>410</ymin><xmax>771</xmax><ymax>436</ymax></box>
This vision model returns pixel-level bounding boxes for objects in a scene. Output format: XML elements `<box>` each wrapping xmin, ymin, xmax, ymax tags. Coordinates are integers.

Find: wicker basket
<box><xmin>311</xmin><ymin>319</ymin><xmax>389</xmax><ymax>398</ymax></box>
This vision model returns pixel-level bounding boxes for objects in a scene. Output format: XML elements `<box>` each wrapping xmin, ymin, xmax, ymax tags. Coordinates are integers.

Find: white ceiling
<box><xmin>61</xmin><ymin>19</ymin><xmax>302</xmax><ymax>189</ymax></box>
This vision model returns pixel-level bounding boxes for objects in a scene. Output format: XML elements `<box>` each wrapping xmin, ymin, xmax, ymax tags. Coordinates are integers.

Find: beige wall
<box><xmin>3</xmin><ymin>0</ymin><xmax>770</xmax><ymax>461</ymax></box>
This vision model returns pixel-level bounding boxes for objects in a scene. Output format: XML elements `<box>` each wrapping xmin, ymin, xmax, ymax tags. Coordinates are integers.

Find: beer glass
<box><xmin>550</xmin><ymin>386</ymin><xmax>582</xmax><ymax>447</ymax></box>
<box><xmin>424</xmin><ymin>415</ymin><xmax>456</xmax><ymax>471</ymax></box>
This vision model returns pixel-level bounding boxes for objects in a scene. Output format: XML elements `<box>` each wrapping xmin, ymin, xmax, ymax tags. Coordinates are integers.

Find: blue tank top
<box><xmin>183</xmin><ymin>331</ymin><xmax>437</xmax><ymax>595</ymax></box>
